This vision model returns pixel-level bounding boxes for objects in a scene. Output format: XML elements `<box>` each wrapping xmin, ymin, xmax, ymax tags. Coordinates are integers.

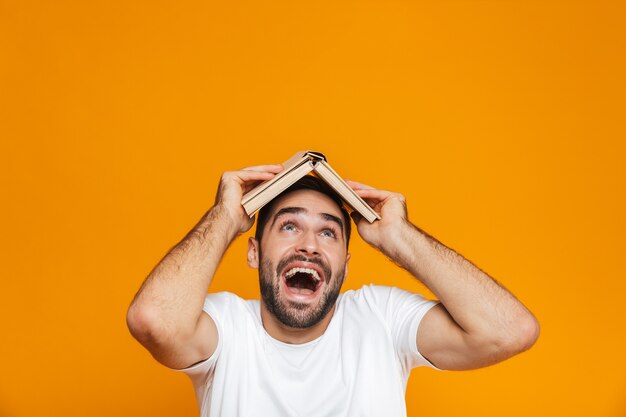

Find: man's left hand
<box><xmin>345</xmin><ymin>179</ymin><xmax>409</xmax><ymax>254</ymax></box>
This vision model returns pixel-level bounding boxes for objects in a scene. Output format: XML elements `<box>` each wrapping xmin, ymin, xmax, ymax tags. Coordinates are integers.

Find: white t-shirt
<box><xmin>180</xmin><ymin>284</ymin><xmax>440</xmax><ymax>417</ymax></box>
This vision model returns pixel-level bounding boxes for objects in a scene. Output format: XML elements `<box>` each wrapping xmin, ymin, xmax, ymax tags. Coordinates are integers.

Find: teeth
<box><xmin>285</xmin><ymin>267</ymin><xmax>321</xmax><ymax>281</ymax></box>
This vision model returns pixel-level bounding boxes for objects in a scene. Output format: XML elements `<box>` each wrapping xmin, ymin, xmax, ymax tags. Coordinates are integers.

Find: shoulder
<box><xmin>337</xmin><ymin>285</ymin><xmax>396</xmax><ymax>318</ymax></box>
<box><xmin>340</xmin><ymin>284</ymin><xmax>437</xmax><ymax>318</ymax></box>
<box><xmin>201</xmin><ymin>292</ymin><xmax>259</xmax><ymax>322</ymax></box>
<box><xmin>202</xmin><ymin>291</ymin><xmax>252</xmax><ymax>307</ymax></box>
<box><xmin>340</xmin><ymin>284</ymin><xmax>412</xmax><ymax>306</ymax></box>
<box><xmin>341</xmin><ymin>284</ymin><xmax>394</xmax><ymax>300</ymax></box>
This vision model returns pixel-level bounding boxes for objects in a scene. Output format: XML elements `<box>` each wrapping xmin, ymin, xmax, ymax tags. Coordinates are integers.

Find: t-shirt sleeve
<box><xmin>174</xmin><ymin>292</ymin><xmax>235</xmax><ymax>389</ymax></box>
<box><xmin>366</xmin><ymin>285</ymin><xmax>441</xmax><ymax>373</ymax></box>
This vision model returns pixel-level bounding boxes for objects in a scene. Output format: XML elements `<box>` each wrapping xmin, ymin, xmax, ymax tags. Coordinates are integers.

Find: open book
<box><xmin>241</xmin><ymin>151</ymin><xmax>380</xmax><ymax>223</ymax></box>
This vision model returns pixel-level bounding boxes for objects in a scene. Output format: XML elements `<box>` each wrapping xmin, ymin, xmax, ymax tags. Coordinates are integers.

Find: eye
<box><xmin>280</xmin><ymin>221</ymin><xmax>298</xmax><ymax>232</ymax></box>
<box><xmin>320</xmin><ymin>228</ymin><xmax>337</xmax><ymax>239</ymax></box>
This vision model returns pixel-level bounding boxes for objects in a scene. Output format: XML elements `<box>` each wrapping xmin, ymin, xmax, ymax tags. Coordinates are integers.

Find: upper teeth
<box><xmin>285</xmin><ymin>267</ymin><xmax>321</xmax><ymax>281</ymax></box>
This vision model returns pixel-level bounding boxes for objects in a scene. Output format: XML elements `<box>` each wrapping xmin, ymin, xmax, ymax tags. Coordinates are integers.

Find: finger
<box><xmin>222</xmin><ymin>170</ymin><xmax>277</xmax><ymax>186</ymax></box>
<box><xmin>353</xmin><ymin>188</ymin><xmax>393</xmax><ymax>200</ymax></box>
<box><xmin>345</xmin><ymin>179</ymin><xmax>357</xmax><ymax>190</ymax></box>
<box><xmin>242</xmin><ymin>181</ymin><xmax>265</xmax><ymax>194</ymax></box>
<box><xmin>241</xmin><ymin>164</ymin><xmax>284</xmax><ymax>173</ymax></box>
<box><xmin>345</xmin><ymin>179</ymin><xmax>376</xmax><ymax>190</ymax></box>
<box><xmin>361</xmin><ymin>197</ymin><xmax>380</xmax><ymax>208</ymax></box>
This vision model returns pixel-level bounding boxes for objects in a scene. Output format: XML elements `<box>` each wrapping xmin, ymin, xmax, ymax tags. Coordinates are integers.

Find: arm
<box><xmin>126</xmin><ymin>164</ymin><xmax>283</xmax><ymax>369</ymax></box>
<box><xmin>347</xmin><ymin>180</ymin><xmax>540</xmax><ymax>371</ymax></box>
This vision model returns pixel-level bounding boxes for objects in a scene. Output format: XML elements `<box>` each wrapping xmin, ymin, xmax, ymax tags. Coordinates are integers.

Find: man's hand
<box><xmin>345</xmin><ymin>179</ymin><xmax>409</xmax><ymax>254</ymax></box>
<box><xmin>215</xmin><ymin>164</ymin><xmax>284</xmax><ymax>235</ymax></box>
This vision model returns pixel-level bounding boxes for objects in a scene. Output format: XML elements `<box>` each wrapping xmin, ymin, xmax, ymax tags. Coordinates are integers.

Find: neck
<box><xmin>260</xmin><ymin>303</ymin><xmax>336</xmax><ymax>344</ymax></box>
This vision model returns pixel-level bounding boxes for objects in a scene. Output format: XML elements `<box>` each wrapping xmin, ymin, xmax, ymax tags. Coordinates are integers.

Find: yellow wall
<box><xmin>1</xmin><ymin>1</ymin><xmax>624</xmax><ymax>416</ymax></box>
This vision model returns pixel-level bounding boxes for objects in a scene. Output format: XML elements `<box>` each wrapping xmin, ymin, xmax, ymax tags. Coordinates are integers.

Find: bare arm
<box><xmin>347</xmin><ymin>180</ymin><xmax>540</xmax><ymax>371</ymax></box>
<box><xmin>126</xmin><ymin>165</ymin><xmax>283</xmax><ymax>369</ymax></box>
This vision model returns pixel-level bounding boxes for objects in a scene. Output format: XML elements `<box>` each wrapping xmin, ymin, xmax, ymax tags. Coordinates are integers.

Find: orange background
<box><xmin>1</xmin><ymin>1</ymin><xmax>625</xmax><ymax>416</ymax></box>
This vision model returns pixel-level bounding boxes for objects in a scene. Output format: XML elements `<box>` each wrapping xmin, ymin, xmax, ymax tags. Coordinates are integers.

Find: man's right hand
<box><xmin>214</xmin><ymin>164</ymin><xmax>284</xmax><ymax>235</ymax></box>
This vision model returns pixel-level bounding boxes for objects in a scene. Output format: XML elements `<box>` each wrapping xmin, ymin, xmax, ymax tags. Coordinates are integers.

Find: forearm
<box><xmin>128</xmin><ymin>204</ymin><xmax>238</xmax><ymax>338</ymax></box>
<box><xmin>382</xmin><ymin>221</ymin><xmax>537</xmax><ymax>344</ymax></box>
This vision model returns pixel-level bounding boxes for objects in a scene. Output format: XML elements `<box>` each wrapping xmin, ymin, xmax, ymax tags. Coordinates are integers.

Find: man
<box><xmin>127</xmin><ymin>163</ymin><xmax>539</xmax><ymax>416</ymax></box>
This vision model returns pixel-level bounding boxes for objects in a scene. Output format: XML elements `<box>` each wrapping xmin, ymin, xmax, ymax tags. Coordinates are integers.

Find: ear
<box><xmin>342</xmin><ymin>252</ymin><xmax>351</xmax><ymax>282</ymax></box>
<box><xmin>247</xmin><ymin>237</ymin><xmax>260</xmax><ymax>269</ymax></box>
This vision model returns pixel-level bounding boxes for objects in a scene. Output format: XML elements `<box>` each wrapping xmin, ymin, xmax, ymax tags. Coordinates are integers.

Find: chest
<box><xmin>210</xmin><ymin>314</ymin><xmax>408</xmax><ymax>417</ymax></box>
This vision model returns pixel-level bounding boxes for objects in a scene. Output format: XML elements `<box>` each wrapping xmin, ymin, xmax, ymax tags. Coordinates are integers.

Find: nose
<box><xmin>295</xmin><ymin>229</ymin><xmax>320</xmax><ymax>256</ymax></box>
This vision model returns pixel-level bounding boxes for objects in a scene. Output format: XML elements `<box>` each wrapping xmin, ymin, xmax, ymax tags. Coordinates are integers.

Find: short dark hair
<box><xmin>254</xmin><ymin>175</ymin><xmax>352</xmax><ymax>247</ymax></box>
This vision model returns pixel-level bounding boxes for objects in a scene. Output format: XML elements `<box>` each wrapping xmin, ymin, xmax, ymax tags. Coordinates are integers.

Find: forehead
<box><xmin>269</xmin><ymin>189</ymin><xmax>344</xmax><ymax>218</ymax></box>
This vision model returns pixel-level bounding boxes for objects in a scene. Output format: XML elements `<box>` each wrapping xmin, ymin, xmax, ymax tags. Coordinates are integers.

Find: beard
<box><xmin>259</xmin><ymin>253</ymin><xmax>345</xmax><ymax>329</ymax></box>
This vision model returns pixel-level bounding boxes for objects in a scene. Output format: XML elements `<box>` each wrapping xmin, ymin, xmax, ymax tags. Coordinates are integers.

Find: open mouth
<box><xmin>284</xmin><ymin>267</ymin><xmax>323</xmax><ymax>296</ymax></box>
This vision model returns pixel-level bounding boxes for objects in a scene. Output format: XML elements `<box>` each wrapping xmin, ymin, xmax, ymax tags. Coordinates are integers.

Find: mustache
<box><xmin>276</xmin><ymin>254</ymin><xmax>332</xmax><ymax>283</ymax></box>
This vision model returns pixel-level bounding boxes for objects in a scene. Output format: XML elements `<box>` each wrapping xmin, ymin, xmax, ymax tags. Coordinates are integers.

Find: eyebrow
<box><xmin>320</xmin><ymin>213</ymin><xmax>345</xmax><ymax>235</ymax></box>
<box><xmin>271</xmin><ymin>207</ymin><xmax>306</xmax><ymax>227</ymax></box>
<box><xmin>271</xmin><ymin>206</ymin><xmax>345</xmax><ymax>236</ymax></box>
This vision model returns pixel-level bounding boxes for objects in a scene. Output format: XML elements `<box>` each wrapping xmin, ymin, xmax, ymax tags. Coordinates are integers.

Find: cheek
<box><xmin>262</xmin><ymin>235</ymin><xmax>297</xmax><ymax>254</ymax></box>
<box><xmin>328</xmin><ymin>254</ymin><xmax>347</xmax><ymax>275</ymax></box>
<box><xmin>260</xmin><ymin>258</ymin><xmax>277</xmax><ymax>281</ymax></box>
